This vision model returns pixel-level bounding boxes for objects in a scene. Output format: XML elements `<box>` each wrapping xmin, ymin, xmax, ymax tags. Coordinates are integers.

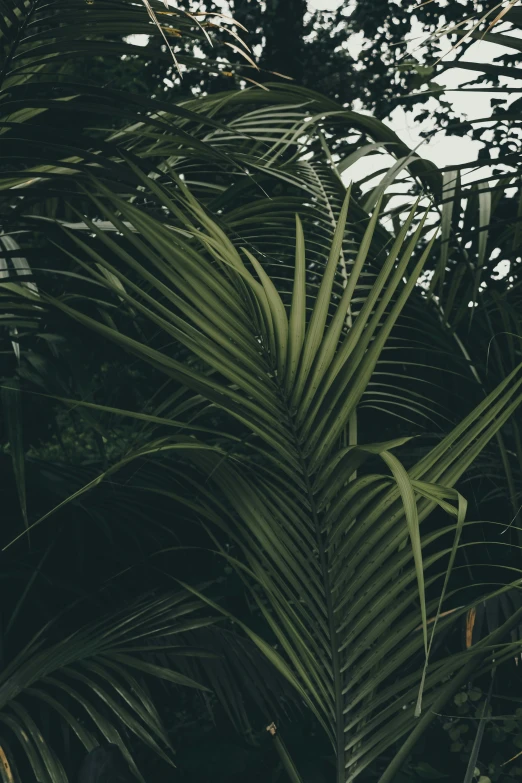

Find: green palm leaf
<box><xmin>0</xmin><ymin>0</ymin><xmax>253</xmax><ymax>195</ymax></box>
<box><xmin>0</xmin><ymin>590</ymin><xmax>215</xmax><ymax>782</ymax></box>
<box><xmin>8</xmin><ymin>176</ymin><xmax>522</xmax><ymax>781</ymax></box>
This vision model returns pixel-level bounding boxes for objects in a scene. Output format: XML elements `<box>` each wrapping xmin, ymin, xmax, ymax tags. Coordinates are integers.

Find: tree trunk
<box><xmin>261</xmin><ymin>0</ymin><xmax>307</xmax><ymax>80</ymax></box>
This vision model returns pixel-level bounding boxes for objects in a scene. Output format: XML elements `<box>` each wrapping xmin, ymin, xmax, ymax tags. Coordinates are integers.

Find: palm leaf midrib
<box><xmin>269</xmin><ymin>368</ymin><xmax>346</xmax><ymax>781</ymax></box>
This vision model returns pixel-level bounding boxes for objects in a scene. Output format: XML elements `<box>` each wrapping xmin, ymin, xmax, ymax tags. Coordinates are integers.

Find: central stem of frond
<box><xmin>276</xmin><ymin>379</ymin><xmax>346</xmax><ymax>783</ymax></box>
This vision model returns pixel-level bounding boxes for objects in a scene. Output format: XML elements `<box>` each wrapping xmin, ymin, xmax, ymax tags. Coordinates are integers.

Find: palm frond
<box><xmin>8</xmin><ymin>176</ymin><xmax>522</xmax><ymax>781</ymax></box>
<box><xmin>0</xmin><ymin>590</ymin><xmax>214</xmax><ymax>782</ymax></box>
<box><xmin>0</xmin><ymin>0</ymin><xmax>254</xmax><ymax>196</ymax></box>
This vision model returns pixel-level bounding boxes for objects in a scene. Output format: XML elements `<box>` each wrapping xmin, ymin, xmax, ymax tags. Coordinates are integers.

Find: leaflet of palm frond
<box><xmin>0</xmin><ymin>0</ymin><xmax>259</xmax><ymax>197</ymax></box>
<box><xmin>0</xmin><ymin>234</ymin><xmax>39</xmax><ymax>367</ymax></box>
<box><xmin>0</xmin><ymin>591</ymin><xmax>216</xmax><ymax>782</ymax></box>
<box><xmin>0</xmin><ymin>0</ymin><xmax>246</xmax><ymax>88</ymax></box>
<box><xmin>8</xmin><ymin>184</ymin><xmax>522</xmax><ymax>782</ymax></box>
<box><xmin>468</xmin><ymin>589</ymin><xmax>522</xmax><ymax>659</ymax></box>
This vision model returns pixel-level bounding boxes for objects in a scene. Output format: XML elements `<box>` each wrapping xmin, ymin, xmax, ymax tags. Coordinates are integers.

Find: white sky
<box><xmin>309</xmin><ymin>0</ymin><xmax>346</xmax><ymax>8</ymax></box>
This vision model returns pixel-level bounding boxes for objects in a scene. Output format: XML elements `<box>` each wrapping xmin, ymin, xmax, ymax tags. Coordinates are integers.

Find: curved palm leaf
<box><xmin>0</xmin><ymin>590</ymin><xmax>214</xmax><ymax>782</ymax></box>
<box><xmin>0</xmin><ymin>0</ymin><xmax>255</xmax><ymax>197</ymax></box>
<box><xmin>0</xmin><ymin>3</ymin><xmax>520</xmax><ymax>781</ymax></box>
<box><xmin>8</xmin><ymin>177</ymin><xmax>522</xmax><ymax>781</ymax></box>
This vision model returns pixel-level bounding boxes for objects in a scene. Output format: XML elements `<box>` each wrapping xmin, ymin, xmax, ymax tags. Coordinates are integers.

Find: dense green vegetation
<box><xmin>2</xmin><ymin>1</ymin><xmax>522</xmax><ymax>781</ymax></box>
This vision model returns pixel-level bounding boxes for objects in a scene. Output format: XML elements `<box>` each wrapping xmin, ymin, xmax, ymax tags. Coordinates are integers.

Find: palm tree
<box><xmin>9</xmin><ymin>170</ymin><xmax>518</xmax><ymax>781</ymax></box>
<box><xmin>1</xmin><ymin>1</ymin><xmax>522</xmax><ymax>781</ymax></box>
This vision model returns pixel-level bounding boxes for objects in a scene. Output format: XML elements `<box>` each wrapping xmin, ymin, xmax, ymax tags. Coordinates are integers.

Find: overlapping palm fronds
<box><xmin>0</xmin><ymin>590</ymin><xmax>215</xmax><ymax>782</ymax></box>
<box><xmin>8</xmin><ymin>172</ymin><xmax>522</xmax><ymax>781</ymax></box>
<box><xmin>0</xmin><ymin>0</ymin><xmax>255</xmax><ymax>199</ymax></box>
<box><xmin>1</xmin><ymin>0</ymin><xmax>522</xmax><ymax>779</ymax></box>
